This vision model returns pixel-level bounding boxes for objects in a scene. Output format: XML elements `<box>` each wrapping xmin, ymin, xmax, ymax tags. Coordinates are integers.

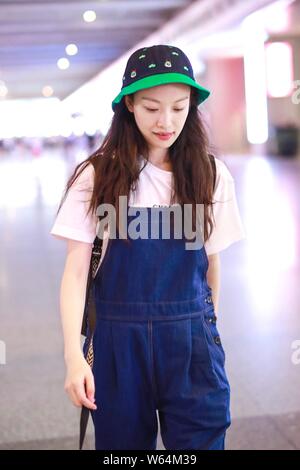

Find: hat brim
<box><xmin>111</xmin><ymin>73</ymin><xmax>210</xmax><ymax>111</ymax></box>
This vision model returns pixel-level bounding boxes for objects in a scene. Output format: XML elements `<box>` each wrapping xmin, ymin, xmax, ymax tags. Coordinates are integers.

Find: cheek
<box><xmin>178</xmin><ymin>110</ymin><xmax>189</xmax><ymax>129</ymax></box>
<box><xmin>135</xmin><ymin>110</ymin><xmax>152</xmax><ymax>129</ymax></box>
<box><xmin>134</xmin><ymin>115</ymin><xmax>155</xmax><ymax>140</ymax></box>
<box><xmin>142</xmin><ymin>116</ymin><xmax>157</xmax><ymax>133</ymax></box>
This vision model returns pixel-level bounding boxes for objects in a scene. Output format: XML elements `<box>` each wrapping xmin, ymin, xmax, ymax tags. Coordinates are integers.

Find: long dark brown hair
<box><xmin>57</xmin><ymin>86</ymin><xmax>217</xmax><ymax>242</ymax></box>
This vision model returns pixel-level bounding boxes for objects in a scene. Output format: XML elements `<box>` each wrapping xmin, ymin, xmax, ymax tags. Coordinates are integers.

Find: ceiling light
<box><xmin>42</xmin><ymin>86</ymin><xmax>54</xmax><ymax>97</ymax></box>
<box><xmin>66</xmin><ymin>44</ymin><xmax>78</xmax><ymax>56</ymax></box>
<box><xmin>83</xmin><ymin>10</ymin><xmax>96</xmax><ymax>22</ymax></box>
<box><xmin>57</xmin><ymin>58</ymin><xmax>70</xmax><ymax>70</ymax></box>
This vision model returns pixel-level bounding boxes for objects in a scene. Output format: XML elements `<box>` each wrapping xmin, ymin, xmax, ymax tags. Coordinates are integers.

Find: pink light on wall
<box><xmin>265</xmin><ymin>42</ymin><xmax>294</xmax><ymax>97</ymax></box>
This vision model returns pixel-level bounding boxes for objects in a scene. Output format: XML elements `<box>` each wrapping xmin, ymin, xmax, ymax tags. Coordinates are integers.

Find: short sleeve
<box><xmin>204</xmin><ymin>157</ymin><xmax>246</xmax><ymax>256</ymax></box>
<box><xmin>50</xmin><ymin>163</ymin><xmax>97</xmax><ymax>243</ymax></box>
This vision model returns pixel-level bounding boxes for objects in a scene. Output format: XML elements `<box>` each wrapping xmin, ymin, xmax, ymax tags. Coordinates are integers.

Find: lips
<box><xmin>154</xmin><ymin>132</ymin><xmax>174</xmax><ymax>136</ymax></box>
<box><xmin>153</xmin><ymin>132</ymin><xmax>174</xmax><ymax>141</ymax></box>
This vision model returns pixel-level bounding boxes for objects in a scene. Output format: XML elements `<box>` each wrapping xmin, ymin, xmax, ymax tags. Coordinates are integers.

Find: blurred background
<box><xmin>0</xmin><ymin>0</ymin><xmax>299</xmax><ymax>450</ymax></box>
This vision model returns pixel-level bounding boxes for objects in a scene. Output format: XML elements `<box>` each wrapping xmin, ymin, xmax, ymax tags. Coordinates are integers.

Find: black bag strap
<box><xmin>81</xmin><ymin>234</ymin><xmax>103</xmax><ymax>337</ymax></box>
<box><xmin>208</xmin><ymin>153</ymin><xmax>217</xmax><ymax>191</ymax></box>
<box><xmin>79</xmin><ymin>233</ymin><xmax>103</xmax><ymax>450</ymax></box>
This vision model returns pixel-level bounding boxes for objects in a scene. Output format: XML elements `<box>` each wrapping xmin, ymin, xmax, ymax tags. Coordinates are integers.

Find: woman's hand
<box><xmin>64</xmin><ymin>353</ymin><xmax>97</xmax><ymax>410</ymax></box>
<box><xmin>59</xmin><ymin>239</ymin><xmax>96</xmax><ymax>410</ymax></box>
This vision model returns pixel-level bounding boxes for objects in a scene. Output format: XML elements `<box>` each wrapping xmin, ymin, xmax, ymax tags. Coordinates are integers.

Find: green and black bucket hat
<box><xmin>111</xmin><ymin>44</ymin><xmax>211</xmax><ymax>111</ymax></box>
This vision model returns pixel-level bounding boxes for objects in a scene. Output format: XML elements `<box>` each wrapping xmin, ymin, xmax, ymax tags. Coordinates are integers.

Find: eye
<box><xmin>145</xmin><ymin>107</ymin><xmax>184</xmax><ymax>112</ymax></box>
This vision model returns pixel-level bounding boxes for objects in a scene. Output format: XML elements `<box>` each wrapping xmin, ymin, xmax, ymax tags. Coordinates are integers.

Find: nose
<box><xmin>156</xmin><ymin>110</ymin><xmax>173</xmax><ymax>129</ymax></box>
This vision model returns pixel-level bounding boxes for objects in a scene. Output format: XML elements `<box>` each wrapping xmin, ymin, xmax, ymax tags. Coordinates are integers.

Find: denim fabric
<box><xmin>89</xmin><ymin>207</ymin><xmax>231</xmax><ymax>450</ymax></box>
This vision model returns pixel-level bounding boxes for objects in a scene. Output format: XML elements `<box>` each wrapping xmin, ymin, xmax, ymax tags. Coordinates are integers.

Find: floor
<box><xmin>0</xmin><ymin>146</ymin><xmax>299</xmax><ymax>450</ymax></box>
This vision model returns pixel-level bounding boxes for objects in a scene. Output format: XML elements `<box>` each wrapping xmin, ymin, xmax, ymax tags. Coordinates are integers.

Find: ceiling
<box><xmin>188</xmin><ymin>0</ymin><xmax>300</xmax><ymax>59</ymax></box>
<box><xmin>0</xmin><ymin>0</ymin><xmax>197</xmax><ymax>100</ymax></box>
<box><xmin>0</xmin><ymin>0</ymin><xmax>298</xmax><ymax>102</ymax></box>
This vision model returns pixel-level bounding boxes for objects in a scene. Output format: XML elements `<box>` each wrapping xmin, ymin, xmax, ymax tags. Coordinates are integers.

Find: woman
<box><xmin>51</xmin><ymin>44</ymin><xmax>246</xmax><ymax>450</ymax></box>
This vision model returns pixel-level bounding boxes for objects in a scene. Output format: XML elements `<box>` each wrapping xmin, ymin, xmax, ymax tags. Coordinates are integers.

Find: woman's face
<box><xmin>125</xmin><ymin>83</ymin><xmax>191</xmax><ymax>154</ymax></box>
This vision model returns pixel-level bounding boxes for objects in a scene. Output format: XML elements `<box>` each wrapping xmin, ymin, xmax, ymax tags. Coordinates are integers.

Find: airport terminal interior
<box><xmin>0</xmin><ymin>0</ymin><xmax>300</xmax><ymax>450</ymax></box>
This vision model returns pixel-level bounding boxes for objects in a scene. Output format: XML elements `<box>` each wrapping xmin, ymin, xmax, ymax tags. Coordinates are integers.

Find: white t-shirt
<box><xmin>50</xmin><ymin>156</ymin><xmax>246</xmax><ymax>259</ymax></box>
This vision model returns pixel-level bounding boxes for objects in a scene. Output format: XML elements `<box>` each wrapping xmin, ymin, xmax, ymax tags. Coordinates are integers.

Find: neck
<box><xmin>147</xmin><ymin>151</ymin><xmax>170</xmax><ymax>166</ymax></box>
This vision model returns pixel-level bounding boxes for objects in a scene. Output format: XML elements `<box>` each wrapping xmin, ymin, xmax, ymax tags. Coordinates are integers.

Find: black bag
<box><xmin>79</xmin><ymin>233</ymin><xmax>103</xmax><ymax>450</ymax></box>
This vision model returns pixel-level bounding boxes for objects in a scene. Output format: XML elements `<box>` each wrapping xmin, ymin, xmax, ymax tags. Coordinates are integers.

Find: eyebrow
<box><xmin>141</xmin><ymin>96</ymin><xmax>189</xmax><ymax>103</ymax></box>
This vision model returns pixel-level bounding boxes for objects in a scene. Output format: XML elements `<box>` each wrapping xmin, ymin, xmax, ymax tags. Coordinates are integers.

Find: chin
<box><xmin>151</xmin><ymin>135</ymin><xmax>176</xmax><ymax>144</ymax></box>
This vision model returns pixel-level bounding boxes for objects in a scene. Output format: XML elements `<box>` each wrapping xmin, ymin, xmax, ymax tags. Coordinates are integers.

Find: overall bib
<box><xmin>87</xmin><ymin>207</ymin><xmax>231</xmax><ymax>450</ymax></box>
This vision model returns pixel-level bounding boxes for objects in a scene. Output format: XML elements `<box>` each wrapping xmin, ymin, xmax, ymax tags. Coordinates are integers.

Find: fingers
<box><xmin>68</xmin><ymin>387</ymin><xmax>82</xmax><ymax>407</ymax></box>
<box><xmin>85</xmin><ymin>372</ymin><xmax>95</xmax><ymax>404</ymax></box>
<box><xmin>65</xmin><ymin>372</ymin><xmax>97</xmax><ymax>410</ymax></box>
<box><xmin>76</xmin><ymin>381</ymin><xmax>97</xmax><ymax>410</ymax></box>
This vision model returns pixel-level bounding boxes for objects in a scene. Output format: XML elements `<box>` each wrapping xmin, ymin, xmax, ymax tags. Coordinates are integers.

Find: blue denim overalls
<box><xmin>88</xmin><ymin>206</ymin><xmax>231</xmax><ymax>450</ymax></box>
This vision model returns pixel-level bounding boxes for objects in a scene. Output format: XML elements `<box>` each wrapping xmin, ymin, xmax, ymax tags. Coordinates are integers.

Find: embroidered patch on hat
<box><xmin>183</xmin><ymin>66</ymin><xmax>189</xmax><ymax>71</ymax></box>
<box><xmin>148</xmin><ymin>63</ymin><xmax>156</xmax><ymax>68</ymax></box>
<box><xmin>164</xmin><ymin>61</ymin><xmax>172</xmax><ymax>67</ymax></box>
<box><xmin>130</xmin><ymin>69</ymin><xmax>136</xmax><ymax>78</ymax></box>
<box><xmin>139</xmin><ymin>54</ymin><xmax>146</xmax><ymax>59</ymax></box>
<box><xmin>171</xmin><ymin>51</ymin><xmax>179</xmax><ymax>56</ymax></box>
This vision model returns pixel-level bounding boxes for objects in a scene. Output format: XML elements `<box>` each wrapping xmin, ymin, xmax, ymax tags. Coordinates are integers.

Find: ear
<box><xmin>124</xmin><ymin>95</ymin><xmax>134</xmax><ymax>113</ymax></box>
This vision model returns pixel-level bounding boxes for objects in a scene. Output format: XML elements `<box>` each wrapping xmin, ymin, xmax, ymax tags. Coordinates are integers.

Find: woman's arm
<box><xmin>206</xmin><ymin>253</ymin><xmax>221</xmax><ymax>316</ymax></box>
<box><xmin>60</xmin><ymin>239</ymin><xmax>97</xmax><ymax>410</ymax></box>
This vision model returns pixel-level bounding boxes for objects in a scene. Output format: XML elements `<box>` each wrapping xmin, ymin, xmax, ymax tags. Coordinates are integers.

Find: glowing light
<box><xmin>0</xmin><ymin>81</ymin><xmax>8</xmax><ymax>98</ymax></box>
<box><xmin>265</xmin><ymin>42</ymin><xmax>293</xmax><ymax>97</ymax></box>
<box><xmin>66</xmin><ymin>44</ymin><xmax>78</xmax><ymax>56</ymax></box>
<box><xmin>57</xmin><ymin>58</ymin><xmax>70</xmax><ymax>70</ymax></box>
<box><xmin>242</xmin><ymin>14</ymin><xmax>268</xmax><ymax>144</ymax></box>
<box><xmin>0</xmin><ymin>97</ymin><xmax>67</xmax><ymax>138</ymax></box>
<box><xmin>42</xmin><ymin>86</ymin><xmax>54</xmax><ymax>97</ymax></box>
<box><xmin>83</xmin><ymin>10</ymin><xmax>96</xmax><ymax>22</ymax></box>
